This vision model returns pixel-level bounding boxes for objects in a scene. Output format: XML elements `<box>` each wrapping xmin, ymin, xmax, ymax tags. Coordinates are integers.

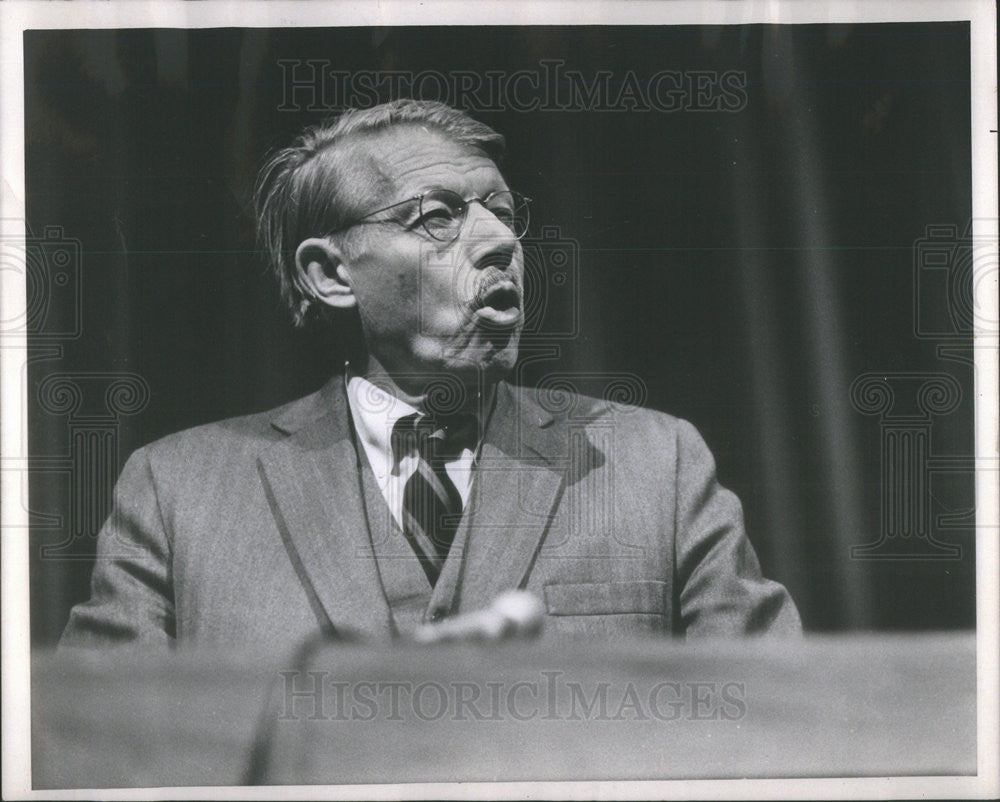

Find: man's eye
<box><xmin>489</xmin><ymin>206</ymin><xmax>515</xmax><ymax>223</ymax></box>
<box><xmin>419</xmin><ymin>207</ymin><xmax>455</xmax><ymax>221</ymax></box>
<box><xmin>416</xmin><ymin>204</ymin><xmax>462</xmax><ymax>234</ymax></box>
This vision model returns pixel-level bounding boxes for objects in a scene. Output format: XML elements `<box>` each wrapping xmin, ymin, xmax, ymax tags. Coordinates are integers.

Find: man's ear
<box><xmin>294</xmin><ymin>237</ymin><xmax>357</xmax><ymax>310</ymax></box>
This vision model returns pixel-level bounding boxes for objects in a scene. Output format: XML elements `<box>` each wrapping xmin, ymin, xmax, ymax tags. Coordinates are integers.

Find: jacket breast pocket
<box><xmin>543</xmin><ymin>580</ymin><xmax>667</xmax><ymax>616</ymax></box>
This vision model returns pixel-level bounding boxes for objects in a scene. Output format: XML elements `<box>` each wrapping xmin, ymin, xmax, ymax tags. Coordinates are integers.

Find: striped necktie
<box><xmin>391</xmin><ymin>413</ymin><xmax>474</xmax><ymax>585</ymax></box>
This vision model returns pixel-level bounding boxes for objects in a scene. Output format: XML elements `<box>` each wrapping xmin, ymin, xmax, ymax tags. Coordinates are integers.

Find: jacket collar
<box><xmin>270</xmin><ymin>376</ymin><xmax>560</xmax><ymax>459</ymax></box>
<box><xmin>430</xmin><ymin>381</ymin><xmax>566</xmax><ymax>613</ymax></box>
<box><xmin>269</xmin><ymin>375</ymin><xmax>345</xmax><ymax>436</ymax></box>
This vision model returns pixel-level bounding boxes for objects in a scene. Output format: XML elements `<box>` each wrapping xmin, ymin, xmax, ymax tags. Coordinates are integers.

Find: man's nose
<box><xmin>461</xmin><ymin>202</ymin><xmax>518</xmax><ymax>270</ymax></box>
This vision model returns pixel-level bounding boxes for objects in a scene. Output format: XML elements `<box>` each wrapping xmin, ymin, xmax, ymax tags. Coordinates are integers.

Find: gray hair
<box><xmin>253</xmin><ymin>99</ymin><xmax>506</xmax><ymax>327</ymax></box>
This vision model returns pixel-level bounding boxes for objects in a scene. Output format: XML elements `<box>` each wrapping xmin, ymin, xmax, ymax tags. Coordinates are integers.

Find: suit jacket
<box><xmin>60</xmin><ymin>378</ymin><xmax>800</xmax><ymax>652</ymax></box>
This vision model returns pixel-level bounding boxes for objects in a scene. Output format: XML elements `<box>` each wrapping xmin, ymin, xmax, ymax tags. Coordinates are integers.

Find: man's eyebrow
<box><xmin>396</xmin><ymin>200</ymin><xmax>424</xmax><ymax>223</ymax></box>
<box><xmin>381</xmin><ymin>195</ymin><xmax>425</xmax><ymax>225</ymax></box>
<box><xmin>412</xmin><ymin>182</ymin><xmax>509</xmax><ymax>198</ymax></box>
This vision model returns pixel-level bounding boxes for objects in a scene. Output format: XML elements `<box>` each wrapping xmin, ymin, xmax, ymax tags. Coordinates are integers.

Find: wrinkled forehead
<box><xmin>342</xmin><ymin>124</ymin><xmax>506</xmax><ymax>206</ymax></box>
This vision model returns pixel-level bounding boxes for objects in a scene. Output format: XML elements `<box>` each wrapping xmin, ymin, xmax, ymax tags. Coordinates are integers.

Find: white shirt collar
<box><xmin>344</xmin><ymin>366</ymin><xmax>484</xmax><ymax>514</ymax></box>
<box><xmin>344</xmin><ymin>364</ymin><xmax>492</xmax><ymax>450</ymax></box>
<box><xmin>345</xmin><ymin>368</ymin><xmax>422</xmax><ymax>470</ymax></box>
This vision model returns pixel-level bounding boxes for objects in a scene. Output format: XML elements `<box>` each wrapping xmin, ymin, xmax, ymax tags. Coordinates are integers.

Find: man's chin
<box><xmin>440</xmin><ymin>334</ymin><xmax>520</xmax><ymax>389</ymax></box>
<box><xmin>480</xmin><ymin>350</ymin><xmax>518</xmax><ymax>385</ymax></box>
<box><xmin>387</xmin><ymin>326</ymin><xmax>521</xmax><ymax>395</ymax></box>
<box><xmin>453</xmin><ymin>347</ymin><xmax>518</xmax><ymax>386</ymax></box>
<box><xmin>477</xmin><ymin>325</ymin><xmax>521</xmax><ymax>376</ymax></box>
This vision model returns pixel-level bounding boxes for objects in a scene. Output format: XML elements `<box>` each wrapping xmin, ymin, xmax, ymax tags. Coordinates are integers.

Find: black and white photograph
<box><xmin>1</xmin><ymin>1</ymin><xmax>997</xmax><ymax>798</ymax></box>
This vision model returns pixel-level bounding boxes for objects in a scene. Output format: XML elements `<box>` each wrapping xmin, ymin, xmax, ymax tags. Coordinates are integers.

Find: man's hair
<box><xmin>253</xmin><ymin>99</ymin><xmax>506</xmax><ymax>327</ymax></box>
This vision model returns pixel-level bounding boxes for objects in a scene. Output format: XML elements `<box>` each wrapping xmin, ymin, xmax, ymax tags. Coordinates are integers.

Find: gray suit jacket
<box><xmin>61</xmin><ymin>379</ymin><xmax>800</xmax><ymax>652</ymax></box>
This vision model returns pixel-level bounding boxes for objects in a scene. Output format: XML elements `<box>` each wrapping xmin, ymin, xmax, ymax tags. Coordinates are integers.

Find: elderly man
<box><xmin>61</xmin><ymin>99</ymin><xmax>800</xmax><ymax>650</ymax></box>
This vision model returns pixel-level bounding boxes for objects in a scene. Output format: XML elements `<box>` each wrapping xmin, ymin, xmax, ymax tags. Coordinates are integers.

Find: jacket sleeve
<box><xmin>673</xmin><ymin>419</ymin><xmax>801</xmax><ymax>637</ymax></box>
<box><xmin>59</xmin><ymin>447</ymin><xmax>176</xmax><ymax>649</ymax></box>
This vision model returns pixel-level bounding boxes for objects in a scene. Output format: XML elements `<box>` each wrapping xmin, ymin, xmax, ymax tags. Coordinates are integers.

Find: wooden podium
<box><xmin>32</xmin><ymin>634</ymin><xmax>976</xmax><ymax>788</ymax></box>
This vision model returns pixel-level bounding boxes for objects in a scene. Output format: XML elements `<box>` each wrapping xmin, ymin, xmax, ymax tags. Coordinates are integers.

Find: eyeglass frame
<box><xmin>325</xmin><ymin>188</ymin><xmax>532</xmax><ymax>243</ymax></box>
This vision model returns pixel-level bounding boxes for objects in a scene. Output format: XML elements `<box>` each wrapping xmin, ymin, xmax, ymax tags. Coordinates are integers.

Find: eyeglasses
<box><xmin>330</xmin><ymin>189</ymin><xmax>531</xmax><ymax>243</ymax></box>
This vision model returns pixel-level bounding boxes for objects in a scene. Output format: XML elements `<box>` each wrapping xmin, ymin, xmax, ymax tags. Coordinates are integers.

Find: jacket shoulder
<box><xmin>139</xmin><ymin>383</ymin><xmax>333</xmax><ymax>464</ymax></box>
<box><xmin>503</xmin><ymin>380</ymin><xmax>684</xmax><ymax>440</ymax></box>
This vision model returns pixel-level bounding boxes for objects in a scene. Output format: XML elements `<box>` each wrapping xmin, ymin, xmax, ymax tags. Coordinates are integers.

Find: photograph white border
<box><xmin>2</xmin><ymin>1</ymin><xmax>996</xmax><ymax>799</ymax></box>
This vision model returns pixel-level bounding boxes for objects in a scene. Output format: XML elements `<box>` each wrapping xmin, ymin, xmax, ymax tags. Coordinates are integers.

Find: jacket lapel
<box><xmin>447</xmin><ymin>382</ymin><xmax>566</xmax><ymax>612</ymax></box>
<box><xmin>257</xmin><ymin>378</ymin><xmax>393</xmax><ymax>640</ymax></box>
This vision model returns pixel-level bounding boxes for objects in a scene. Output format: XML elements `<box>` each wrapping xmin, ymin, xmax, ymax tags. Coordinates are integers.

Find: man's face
<box><xmin>338</xmin><ymin>126</ymin><xmax>524</xmax><ymax>392</ymax></box>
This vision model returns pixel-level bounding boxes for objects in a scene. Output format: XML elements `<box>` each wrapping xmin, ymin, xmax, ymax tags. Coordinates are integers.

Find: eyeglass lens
<box><xmin>419</xmin><ymin>189</ymin><xmax>529</xmax><ymax>241</ymax></box>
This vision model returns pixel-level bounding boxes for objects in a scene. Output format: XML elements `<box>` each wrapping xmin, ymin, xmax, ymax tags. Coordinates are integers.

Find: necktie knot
<box><xmin>391</xmin><ymin>412</ymin><xmax>477</xmax><ymax>462</ymax></box>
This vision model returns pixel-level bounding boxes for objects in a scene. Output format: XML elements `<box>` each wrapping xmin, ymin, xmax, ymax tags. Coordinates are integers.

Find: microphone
<box><xmin>410</xmin><ymin>590</ymin><xmax>545</xmax><ymax>644</ymax></box>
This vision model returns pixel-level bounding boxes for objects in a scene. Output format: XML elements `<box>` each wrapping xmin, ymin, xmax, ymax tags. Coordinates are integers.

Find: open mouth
<box><xmin>472</xmin><ymin>281</ymin><xmax>523</xmax><ymax>327</ymax></box>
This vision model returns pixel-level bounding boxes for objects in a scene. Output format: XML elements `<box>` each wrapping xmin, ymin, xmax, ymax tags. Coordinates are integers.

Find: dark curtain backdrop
<box><xmin>25</xmin><ymin>24</ymin><xmax>975</xmax><ymax>644</ymax></box>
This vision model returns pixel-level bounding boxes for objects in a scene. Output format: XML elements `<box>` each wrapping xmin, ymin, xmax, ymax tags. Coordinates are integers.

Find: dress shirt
<box><xmin>345</xmin><ymin>370</ymin><xmax>483</xmax><ymax>532</ymax></box>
